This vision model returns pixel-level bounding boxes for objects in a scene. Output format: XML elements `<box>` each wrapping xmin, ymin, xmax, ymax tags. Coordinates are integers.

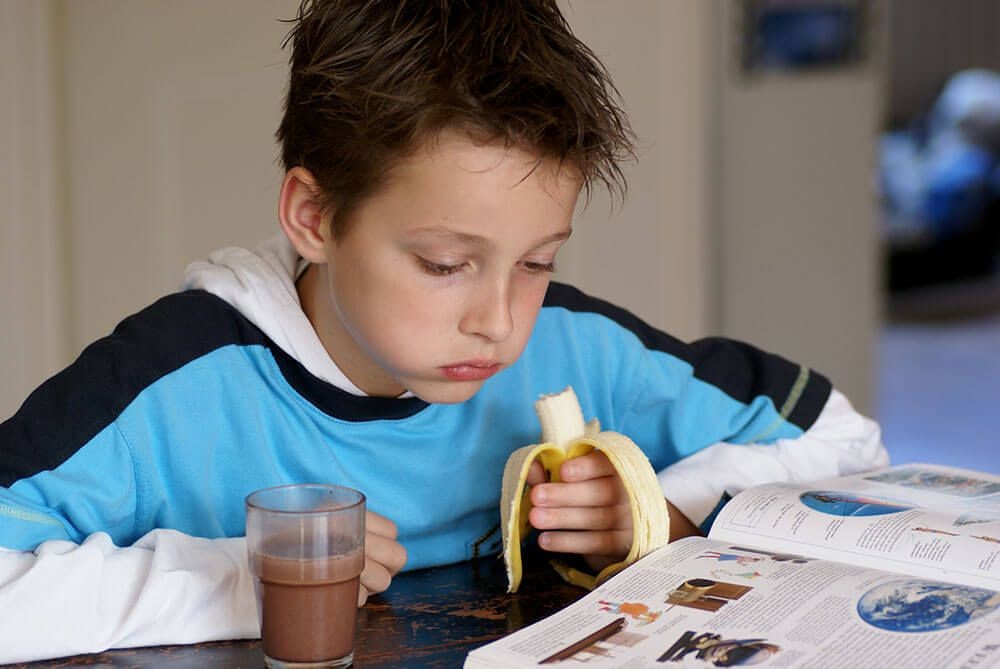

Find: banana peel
<box><xmin>500</xmin><ymin>386</ymin><xmax>670</xmax><ymax>592</ymax></box>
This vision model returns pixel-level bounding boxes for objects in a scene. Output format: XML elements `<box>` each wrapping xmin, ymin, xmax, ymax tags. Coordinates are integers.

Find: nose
<box><xmin>459</xmin><ymin>277</ymin><xmax>514</xmax><ymax>342</ymax></box>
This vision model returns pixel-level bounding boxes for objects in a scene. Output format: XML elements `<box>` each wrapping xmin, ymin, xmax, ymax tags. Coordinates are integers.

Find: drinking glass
<box><xmin>246</xmin><ymin>484</ymin><xmax>366</xmax><ymax>669</ymax></box>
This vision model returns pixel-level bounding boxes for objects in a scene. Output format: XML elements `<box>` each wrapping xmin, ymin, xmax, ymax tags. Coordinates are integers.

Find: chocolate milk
<box><xmin>252</xmin><ymin>549</ymin><xmax>364</xmax><ymax>663</ymax></box>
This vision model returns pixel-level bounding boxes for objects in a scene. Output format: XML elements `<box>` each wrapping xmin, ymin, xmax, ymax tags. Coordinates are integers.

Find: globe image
<box><xmin>857</xmin><ymin>579</ymin><xmax>1000</xmax><ymax>632</ymax></box>
<box><xmin>800</xmin><ymin>490</ymin><xmax>914</xmax><ymax>517</ymax></box>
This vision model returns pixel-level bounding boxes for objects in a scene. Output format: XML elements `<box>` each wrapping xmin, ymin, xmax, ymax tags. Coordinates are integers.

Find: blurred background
<box><xmin>1</xmin><ymin>0</ymin><xmax>996</xmax><ymax>472</ymax></box>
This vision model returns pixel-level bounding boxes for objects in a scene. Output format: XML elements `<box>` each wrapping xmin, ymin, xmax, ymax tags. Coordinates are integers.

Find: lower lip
<box><xmin>440</xmin><ymin>364</ymin><xmax>501</xmax><ymax>381</ymax></box>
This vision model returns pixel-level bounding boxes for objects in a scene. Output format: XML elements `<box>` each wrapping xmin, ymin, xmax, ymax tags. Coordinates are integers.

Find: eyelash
<box><xmin>418</xmin><ymin>258</ymin><xmax>466</xmax><ymax>276</ymax></box>
<box><xmin>522</xmin><ymin>261</ymin><xmax>557</xmax><ymax>274</ymax></box>
<box><xmin>415</xmin><ymin>257</ymin><xmax>556</xmax><ymax>276</ymax></box>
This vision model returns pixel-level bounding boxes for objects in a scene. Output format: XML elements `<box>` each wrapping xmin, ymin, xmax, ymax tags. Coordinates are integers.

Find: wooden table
<box><xmin>9</xmin><ymin>548</ymin><xmax>585</xmax><ymax>668</ymax></box>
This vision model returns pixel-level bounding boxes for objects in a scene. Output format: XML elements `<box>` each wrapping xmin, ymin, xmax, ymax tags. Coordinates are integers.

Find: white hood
<box><xmin>182</xmin><ymin>234</ymin><xmax>366</xmax><ymax>395</ymax></box>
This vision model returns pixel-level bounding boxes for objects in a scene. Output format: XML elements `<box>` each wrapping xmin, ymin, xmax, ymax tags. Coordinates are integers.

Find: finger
<box><xmin>366</xmin><ymin>511</ymin><xmax>398</xmax><ymax>540</ymax></box>
<box><xmin>537</xmin><ymin>529</ymin><xmax>633</xmax><ymax>557</ymax></box>
<box><xmin>530</xmin><ymin>476</ymin><xmax>628</xmax><ymax>508</ymax></box>
<box><xmin>357</xmin><ymin>583</ymin><xmax>369</xmax><ymax>607</ymax></box>
<box><xmin>559</xmin><ymin>452</ymin><xmax>616</xmax><ymax>482</ymax></box>
<box><xmin>583</xmin><ymin>553</ymin><xmax>618</xmax><ymax>572</ymax></box>
<box><xmin>525</xmin><ymin>460</ymin><xmax>547</xmax><ymax>487</ymax></box>
<box><xmin>361</xmin><ymin>554</ymin><xmax>393</xmax><ymax>598</ymax></box>
<box><xmin>529</xmin><ymin>504</ymin><xmax>632</xmax><ymax>532</ymax></box>
<box><xmin>366</xmin><ymin>531</ymin><xmax>408</xmax><ymax>575</ymax></box>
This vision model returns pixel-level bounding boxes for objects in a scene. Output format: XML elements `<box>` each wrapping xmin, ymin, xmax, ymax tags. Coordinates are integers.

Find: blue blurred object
<box><xmin>928</xmin><ymin>69</ymin><xmax>1000</xmax><ymax>141</ymax></box>
<box><xmin>881</xmin><ymin>70</ymin><xmax>1000</xmax><ymax>291</ymax></box>
<box><xmin>881</xmin><ymin>69</ymin><xmax>1000</xmax><ymax>246</ymax></box>
<box><xmin>923</xmin><ymin>143</ymin><xmax>993</xmax><ymax>239</ymax></box>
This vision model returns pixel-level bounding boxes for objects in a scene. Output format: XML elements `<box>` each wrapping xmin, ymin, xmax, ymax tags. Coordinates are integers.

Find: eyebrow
<box><xmin>410</xmin><ymin>227</ymin><xmax>572</xmax><ymax>248</ymax></box>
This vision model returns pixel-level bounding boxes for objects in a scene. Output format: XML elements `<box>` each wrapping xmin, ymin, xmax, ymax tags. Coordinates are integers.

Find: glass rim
<box><xmin>244</xmin><ymin>483</ymin><xmax>366</xmax><ymax>515</ymax></box>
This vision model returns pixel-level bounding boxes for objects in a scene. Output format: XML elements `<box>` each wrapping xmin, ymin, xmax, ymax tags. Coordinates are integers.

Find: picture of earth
<box><xmin>799</xmin><ymin>490</ymin><xmax>914</xmax><ymax>517</ymax></box>
<box><xmin>857</xmin><ymin>579</ymin><xmax>1000</xmax><ymax>632</ymax></box>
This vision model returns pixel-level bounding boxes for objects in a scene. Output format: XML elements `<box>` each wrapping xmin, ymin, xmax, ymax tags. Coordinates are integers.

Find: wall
<box><xmin>715</xmin><ymin>1</ymin><xmax>885</xmax><ymax>412</ymax></box>
<box><xmin>60</xmin><ymin>0</ymin><xmax>295</xmax><ymax>351</ymax></box>
<box><xmin>0</xmin><ymin>0</ymin><xmax>66</xmax><ymax>418</ymax></box>
<box><xmin>557</xmin><ymin>1</ymin><xmax>716</xmax><ymax>342</ymax></box>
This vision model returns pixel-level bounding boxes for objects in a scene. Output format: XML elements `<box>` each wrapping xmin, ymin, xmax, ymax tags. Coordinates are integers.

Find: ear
<box><xmin>278</xmin><ymin>166</ymin><xmax>331</xmax><ymax>264</ymax></box>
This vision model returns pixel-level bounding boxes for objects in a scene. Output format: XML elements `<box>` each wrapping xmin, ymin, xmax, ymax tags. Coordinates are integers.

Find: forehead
<box><xmin>381</xmin><ymin>130</ymin><xmax>582</xmax><ymax>215</ymax></box>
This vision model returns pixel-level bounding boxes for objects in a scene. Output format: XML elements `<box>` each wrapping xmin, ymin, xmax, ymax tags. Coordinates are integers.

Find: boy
<box><xmin>0</xmin><ymin>0</ymin><xmax>887</xmax><ymax>661</ymax></box>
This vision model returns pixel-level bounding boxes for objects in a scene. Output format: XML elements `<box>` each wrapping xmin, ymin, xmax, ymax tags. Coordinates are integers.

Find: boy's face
<box><xmin>313</xmin><ymin>132</ymin><xmax>580</xmax><ymax>403</ymax></box>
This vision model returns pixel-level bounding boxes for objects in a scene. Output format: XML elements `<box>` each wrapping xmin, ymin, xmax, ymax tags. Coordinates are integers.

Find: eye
<box><xmin>521</xmin><ymin>261</ymin><xmax>557</xmax><ymax>274</ymax></box>
<box><xmin>416</xmin><ymin>257</ymin><xmax>466</xmax><ymax>276</ymax></box>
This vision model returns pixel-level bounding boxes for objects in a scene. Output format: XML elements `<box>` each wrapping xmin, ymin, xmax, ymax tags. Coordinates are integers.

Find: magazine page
<box><xmin>707</xmin><ymin>463</ymin><xmax>1000</xmax><ymax>590</ymax></box>
<box><xmin>464</xmin><ymin>536</ymin><xmax>1000</xmax><ymax>668</ymax></box>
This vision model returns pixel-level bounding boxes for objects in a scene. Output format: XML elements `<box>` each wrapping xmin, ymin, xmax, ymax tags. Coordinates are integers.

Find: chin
<box><xmin>407</xmin><ymin>380</ymin><xmax>485</xmax><ymax>405</ymax></box>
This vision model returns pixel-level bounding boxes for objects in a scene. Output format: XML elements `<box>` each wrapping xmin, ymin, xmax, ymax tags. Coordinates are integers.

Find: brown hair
<box><xmin>276</xmin><ymin>0</ymin><xmax>635</xmax><ymax>237</ymax></box>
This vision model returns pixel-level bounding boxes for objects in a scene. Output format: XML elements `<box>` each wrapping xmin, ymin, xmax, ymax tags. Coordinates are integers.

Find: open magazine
<box><xmin>465</xmin><ymin>463</ymin><xmax>1000</xmax><ymax>668</ymax></box>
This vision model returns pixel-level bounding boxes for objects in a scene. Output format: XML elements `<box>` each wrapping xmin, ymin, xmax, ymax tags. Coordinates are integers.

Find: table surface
<box><xmin>9</xmin><ymin>548</ymin><xmax>585</xmax><ymax>668</ymax></box>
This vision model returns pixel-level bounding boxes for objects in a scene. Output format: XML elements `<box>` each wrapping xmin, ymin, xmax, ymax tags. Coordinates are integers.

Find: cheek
<box><xmin>339</xmin><ymin>266</ymin><xmax>457</xmax><ymax>348</ymax></box>
<box><xmin>374</xmin><ymin>277</ymin><xmax>459</xmax><ymax>332</ymax></box>
<box><xmin>508</xmin><ymin>279</ymin><xmax>549</xmax><ymax>339</ymax></box>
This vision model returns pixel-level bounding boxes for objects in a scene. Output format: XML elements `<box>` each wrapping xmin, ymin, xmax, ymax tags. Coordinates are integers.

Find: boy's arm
<box><xmin>655</xmin><ymin>387</ymin><xmax>887</xmax><ymax>533</ymax></box>
<box><xmin>0</xmin><ymin>510</ymin><xmax>404</xmax><ymax>664</ymax></box>
<box><xmin>666</xmin><ymin>497</ymin><xmax>701</xmax><ymax>539</ymax></box>
<box><xmin>525</xmin><ymin>319</ymin><xmax>886</xmax><ymax>562</ymax></box>
<box><xmin>526</xmin><ymin>388</ymin><xmax>884</xmax><ymax>563</ymax></box>
<box><xmin>538</xmin><ymin>287</ymin><xmax>887</xmax><ymax>541</ymax></box>
<box><xmin>612</xmin><ymin>331</ymin><xmax>888</xmax><ymax>535</ymax></box>
<box><xmin>0</xmin><ymin>530</ymin><xmax>257</xmax><ymax>664</ymax></box>
<box><xmin>0</xmin><ymin>422</ymin><xmax>139</xmax><ymax>551</ymax></box>
<box><xmin>0</xmin><ymin>510</ymin><xmax>408</xmax><ymax>664</ymax></box>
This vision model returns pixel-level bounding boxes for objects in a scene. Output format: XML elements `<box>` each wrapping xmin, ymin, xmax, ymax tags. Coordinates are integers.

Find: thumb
<box><xmin>525</xmin><ymin>460</ymin><xmax>548</xmax><ymax>486</ymax></box>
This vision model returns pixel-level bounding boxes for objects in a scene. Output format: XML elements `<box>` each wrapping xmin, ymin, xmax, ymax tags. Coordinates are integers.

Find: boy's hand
<box><xmin>359</xmin><ymin>511</ymin><xmax>407</xmax><ymax>606</ymax></box>
<box><xmin>526</xmin><ymin>452</ymin><xmax>702</xmax><ymax>572</ymax></box>
<box><xmin>526</xmin><ymin>452</ymin><xmax>632</xmax><ymax>572</ymax></box>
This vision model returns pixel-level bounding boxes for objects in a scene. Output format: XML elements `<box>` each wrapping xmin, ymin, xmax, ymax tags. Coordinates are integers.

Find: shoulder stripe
<box><xmin>542</xmin><ymin>281</ymin><xmax>831</xmax><ymax>431</ymax></box>
<box><xmin>1</xmin><ymin>291</ymin><xmax>251</xmax><ymax>486</ymax></box>
<box><xmin>0</xmin><ymin>291</ymin><xmax>427</xmax><ymax>487</ymax></box>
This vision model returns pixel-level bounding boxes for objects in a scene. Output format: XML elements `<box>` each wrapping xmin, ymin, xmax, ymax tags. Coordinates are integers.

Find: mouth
<box><xmin>439</xmin><ymin>360</ymin><xmax>502</xmax><ymax>382</ymax></box>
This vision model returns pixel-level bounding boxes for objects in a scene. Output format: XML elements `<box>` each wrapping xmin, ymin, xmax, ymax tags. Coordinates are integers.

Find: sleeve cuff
<box><xmin>697</xmin><ymin>492</ymin><xmax>732</xmax><ymax>535</ymax></box>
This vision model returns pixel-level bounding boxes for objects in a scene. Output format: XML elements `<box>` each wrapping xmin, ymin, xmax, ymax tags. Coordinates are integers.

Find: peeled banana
<box><xmin>500</xmin><ymin>386</ymin><xmax>671</xmax><ymax>592</ymax></box>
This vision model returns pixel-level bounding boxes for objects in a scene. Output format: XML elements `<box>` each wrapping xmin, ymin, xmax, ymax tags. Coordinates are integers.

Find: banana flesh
<box><xmin>500</xmin><ymin>387</ymin><xmax>670</xmax><ymax>592</ymax></box>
